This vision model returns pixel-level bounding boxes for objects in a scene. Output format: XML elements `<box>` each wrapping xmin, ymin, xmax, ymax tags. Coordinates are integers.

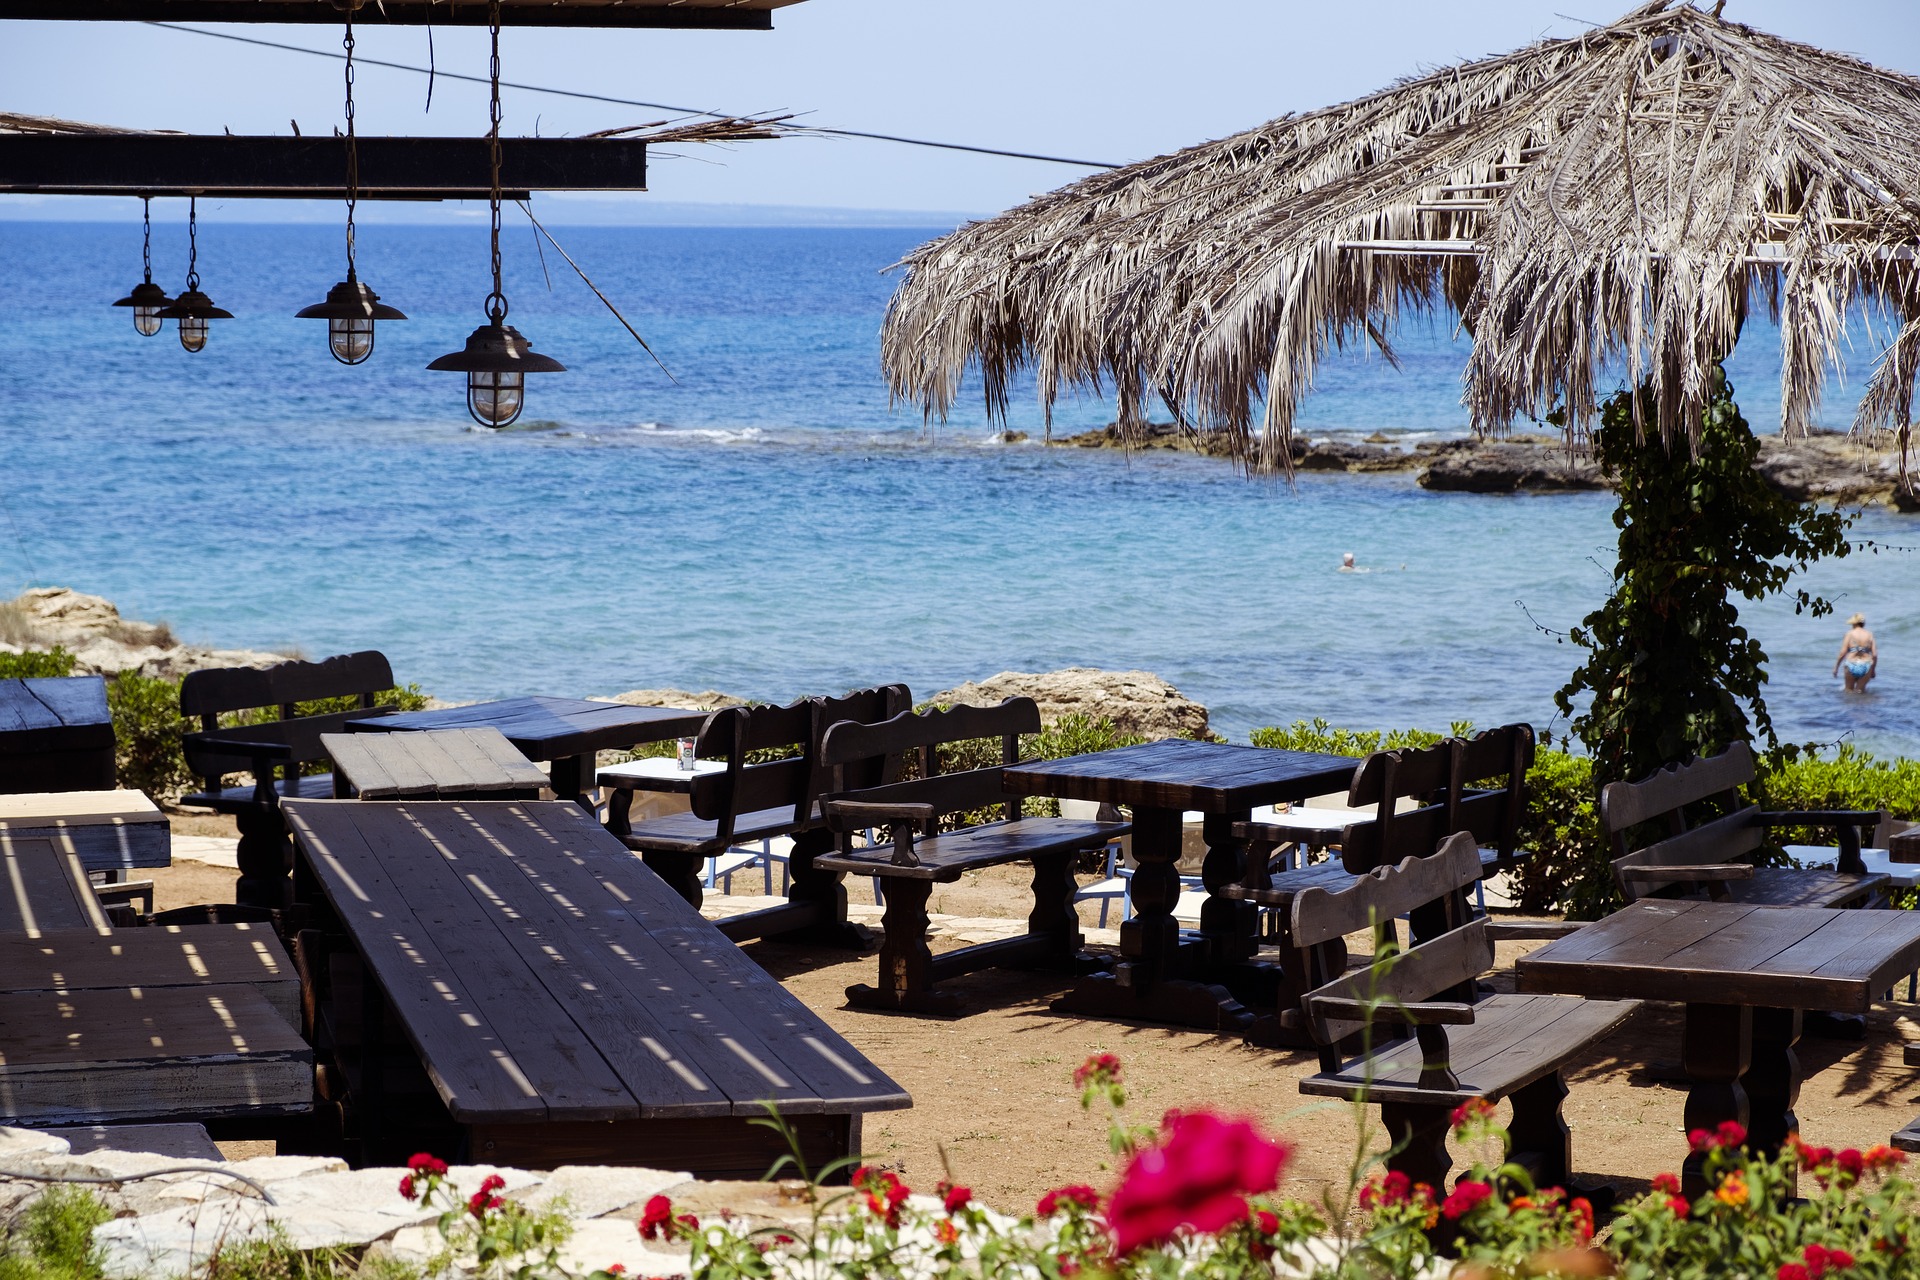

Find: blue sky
<box><xmin>6</xmin><ymin>1</ymin><xmax>1920</xmax><ymax>217</ymax></box>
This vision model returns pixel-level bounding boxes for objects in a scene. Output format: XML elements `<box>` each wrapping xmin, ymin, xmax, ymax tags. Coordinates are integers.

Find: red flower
<box><xmin>1651</xmin><ymin>1173</ymin><xmax>1681</xmax><ymax>1195</ymax></box>
<box><xmin>1105</xmin><ymin>1110</ymin><xmax>1291</xmax><ymax>1255</ymax></box>
<box><xmin>1253</xmin><ymin>1208</ymin><xmax>1279</xmax><ymax>1235</ymax></box>
<box><xmin>1440</xmin><ymin>1181</ymin><xmax>1494</xmax><ymax>1220</ymax></box>
<box><xmin>1037</xmin><ymin>1184</ymin><xmax>1100</xmax><ymax>1217</ymax></box>
<box><xmin>934</xmin><ymin>1219</ymin><xmax>959</xmax><ymax>1246</ymax></box>
<box><xmin>1450</xmin><ymin>1098</ymin><xmax>1496</xmax><ymax>1130</ymax></box>
<box><xmin>772</xmin><ymin>1234</ymin><xmax>794</xmax><ymax>1245</ymax></box>
<box><xmin>1803</xmin><ymin>1244</ymin><xmax>1856</xmax><ymax>1275</ymax></box>
<box><xmin>1864</xmin><ymin>1144</ymin><xmax>1907</xmax><ymax>1172</ymax></box>
<box><xmin>407</xmin><ymin>1152</ymin><xmax>449</xmax><ymax>1177</ymax></box>
<box><xmin>1569</xmin><ymin>1197</ymin><xmax>1594</xmax><ymax>1242</ymax></box>
<box><xmin>638</xmin><ymin>1195</ymin><xmax>675</xmax><ymax>1241</ymax></box>
<box><xmin>1716</xmin><ymin>1121</ymin><xmax>1748</xmax><ymax>1149</ymax></box>
<box><xmin>1360</xmin><ymin>1169</ymin><xmax>1414</xmax><ymax>1209</ymax></box>
<box><xmin>1665</xmin><ymin>1196</ymin><xmax>1690</xmax><ymax>1217</ymax></box>
<box><xmin>1835</xmin><ymin>1149</ymin><xmax>1865</xmax><ymax>1179</ymax></box>
<box><xmin>941</xmin><ymin>1183</ymin><xmax>972</xmax><ymax>1214</ymax></box>
<box><xmin>1057</xmin><ymin>1258</ymin><xmax>1080</xmax><ymax>1277</ymax></box>
<box><xmin>854</xmin><ymin>1166</ymin><xmax>910</xmax><ymax>1228</ymax></box>
<box><xmin>1688</xmin><ymin>1129</ymin><xmax>1713</xmax><ymax>1153</ymax></box>
<box><xmin>467</xmin><ymin>1175</ymin><xmax>506</xmax><ymax>1220</ymax></box>
<box><xmin>398</xmin><ymin>1175</ymin><xmax>417</xmax><ymax>1202</ymax></box>
<box><xmin>1073</xmin><ymin>1052</ymin><xmax>1123</xmax><ymax>1090</ymax></box>
<box><xmin>1780</xmin><ymin>1266</ymin><xmax>1812</xmax><ymax>1280</ymax></box>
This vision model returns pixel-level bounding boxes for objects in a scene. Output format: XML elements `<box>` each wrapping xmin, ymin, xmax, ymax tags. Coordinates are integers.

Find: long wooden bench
<box><xmin>1295</xmin><ymin>832</ymin><xmax>1639</xmax><ymax>1190</ymax></box>
<box><xmin>812</xmin><ymin>698</ymin><xmax>1130</xmax><ymax>1014</ymax></box>
<box><xmin>181</xmin><ymin>651</ymin><xmax>399</xmax><ymax>910</ymax></box>
<box><xmin>1599</xmin><ymin>742</ymin><xmax>1888</xmax><ymax>910</ymax></box>
<box><xmin>603</xmin><ymin>685</ymin><xmax>910</xmax><ymax>947</ymax></box>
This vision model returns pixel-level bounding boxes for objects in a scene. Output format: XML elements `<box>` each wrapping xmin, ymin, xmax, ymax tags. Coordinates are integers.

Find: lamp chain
<box><xmin>186</xmin><ymin>197</ymin><xmax>200</xmax><ymax>292</ymax></box>
<box><xmin>141</xmin><ymin>197</ymin><xmax>153</xmax><ymax>284</ymax></box>
<box><xmin>343</xmin><ymin>9</ymin><xmax>358</xmax><ymax>277</ymax></box>
<box><xmin>486</xmin><ymin>0</ymin><xmax>506</xmax><ymax>323</ymax></box>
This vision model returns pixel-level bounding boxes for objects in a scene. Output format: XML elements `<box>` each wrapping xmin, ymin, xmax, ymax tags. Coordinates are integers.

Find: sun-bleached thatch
<box><xmin>880</xmin><ymin>1</ymin><xmax>1920</xmax><ymax>471</ymax></box>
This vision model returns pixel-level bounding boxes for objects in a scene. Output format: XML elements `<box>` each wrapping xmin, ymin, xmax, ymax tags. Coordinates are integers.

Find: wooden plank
<box><xmin>1733</xmin><ymin>869</ymin><xmax>1886</xmax><ymax>908</ymax></box>
<box><xmin>0</xmin><ymin>985</ymin><xmax>310</xmax><ymax>1126</ymax></box>
<box><xmin>0</xmin><ymin>790</ymin><xmax>161</xmax><ymax>826</ymax></box>
<box><xmin>0</xmin><ymin>838</ymin><xmax>109</xmax><ymax>937</ymax></box>
<box><xmin>0</xmin><ymin>679</ymin><xmax>112</xmax><ymax>754</ymax></box>
<box><xmin>0</xmin><ymin>925</ymin><xmax>298</xmax><ymax>1026</ymax></box>
<box><xmin>359</xmin><ymin>698</ymin><xmax>702</xmax><ymax>761</ymax></box>
<box><xmin>442</xmin><ymin>728</ymin><xmax>547</xmax><ymax>793</ymax></box>
<box><xmin>821</xmin><ymin>699</ymin><xmax>1040</xmax><ymax>767</ymax></box>
<box><xmin>1291</xmin><ymin>834</ymin><xmax>1481</xmax><ymax>947</ymax></box>
<box><xmin>283</xmin><ymin>801</ymin><xmax>597</xmax><ymax>1125</ymax></box>
<box><xmin>1513</xmin><ymin>899</ymin><xmax>1715</xmax><ymax>968</ymax></box>
<box><xmin>320</xmin><ymin>734</ymin><xmax>398</xmax><ymax>799</ymax></box>
<box><xmin>1003</xmin><ymin>740</ymin><xmax>1356</xmax><ymax>811</ymax></box>
<box><xmin>814</xmin><ymin>817</ymin><xmax>1126</xmax><ymax>883</ymax></box>
<box><xmin>1797</xmin><ymin>910</ymin><xmax>1920</xmax><ymax>995</ymax></box>
<box><xmin>1599</xmin><ymin>744</ymin><xmax>1755</xmax><ymax>835</ymax></box>
<box><xmin>466</xmin><ymin>802</ymin><xmax>907</xmax><ymax>1114</ymax></box>
<box><xmin>1303</xmin><ymin>919</ymin><xmax>1492</xmax><ymax>1013</ymax></box>
<box><xmin>369</xmin><ymin>736</ymin><xmax>441</xmax><ymax>799</ymax></box>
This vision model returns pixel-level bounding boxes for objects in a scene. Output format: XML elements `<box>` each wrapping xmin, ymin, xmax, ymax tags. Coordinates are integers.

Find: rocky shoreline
<box><xmin>1040</xmin><ymin>422</ymin><xmax>1917</xmax><ymax>508</ymax></box>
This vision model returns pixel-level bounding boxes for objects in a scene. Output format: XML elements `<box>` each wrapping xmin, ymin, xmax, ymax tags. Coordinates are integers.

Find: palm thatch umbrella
<box><xmin>880</xmin><ymin>0</ymin><xmax>1920</xmax><ymax>473</ymax></box>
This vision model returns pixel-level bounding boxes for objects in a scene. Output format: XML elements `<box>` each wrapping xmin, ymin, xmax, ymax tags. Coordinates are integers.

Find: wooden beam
<box><xmin>0</xmin><ymin>134</ymin><xmax>646</xmax><ymax>199</ymax></box>
<box><xmin>0</xmin><ymin>0</ymin><xmax>793</xmax><ymax>29</ymax></box>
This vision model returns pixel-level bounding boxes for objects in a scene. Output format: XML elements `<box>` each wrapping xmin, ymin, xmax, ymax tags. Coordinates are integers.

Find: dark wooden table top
<box><xmin>1515</xmin><ymin>899</ymin><xmax>1920</xmax><ymax>1013</ymax></box>
<box><xmin>1003</xmin><ymin>739</ymin><xmax>1358</xmax><ymax>812</ymax></box>
<box><xmin>346</xmin><ymin>697</ymin><xmax>705</xmax><ymax>763</ymax></box>
<box><xmin>0</xmin><ymin>790</ymin><xmax>171</xmax><ymax>873</ymax></box>
<box><xmin>322</xmin><ymin>728</ymin><xmax>549</xmax><ymax>800</ymax></box>
<box><xmin>282</xmin><ymin>797</ymin><xmax>910</xmax><ymax>1125</ymax></box>
<box><xmin>0</xmin><ymin>678</ymin><xmax>111</xmax><ymax>754</ymax></box>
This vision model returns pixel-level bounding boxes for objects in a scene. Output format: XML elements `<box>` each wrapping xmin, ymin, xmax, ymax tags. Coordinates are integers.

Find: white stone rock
<box><xmin>519</xmin><ymin>1165</ymin><xmax>691</xmax><ymax>1219</ymax></box>
<box><xmin>0</xmin><ymin>1127</ymin><xmax>71</xmax><ymax>1159</ymax></box>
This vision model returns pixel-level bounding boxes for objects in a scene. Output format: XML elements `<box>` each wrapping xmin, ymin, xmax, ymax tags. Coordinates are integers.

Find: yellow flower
<box><xmin>1714</xmin><ymin>1171</ymin><xmax>1749</xmax><ymax>1207</ymax></box>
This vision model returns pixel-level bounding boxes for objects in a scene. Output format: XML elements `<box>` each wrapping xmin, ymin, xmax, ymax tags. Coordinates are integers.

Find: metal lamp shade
<box><xmin>113</xmin><ymin>280</ymin><xmax>174</xmax><ymax>337</ymax></box>
<box><xmin>295</xmin><ymin>277</ymin><xmax>407</xmax><ymax>366</ymax></box>
<box><xmin>427</xmin><ymin>322</ymin><xmax>565</xmax><ymax>428</ymax></box>
<box><xmin>156</xmin><ymin>289</ymin><xmax>234</xmax><ymax>354</ymax></box>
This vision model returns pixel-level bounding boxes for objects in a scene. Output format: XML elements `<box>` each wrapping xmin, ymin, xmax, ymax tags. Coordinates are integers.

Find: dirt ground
<box><xmin>159</xmin><ymin>814</ymin><xmax>1920</xmax><ymax>1211</ymax></box>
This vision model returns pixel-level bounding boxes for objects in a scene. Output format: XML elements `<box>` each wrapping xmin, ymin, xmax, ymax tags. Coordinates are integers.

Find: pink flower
<box><xmin>1716</xmin><ymin>1121</ymin><xmax>1748</xmax><ymax>1148</ymax></box>
<box><xmin>1779</xmin><ymin>1266</ymin><xmax>1812</xmax><ymax>1280</ymax></box>
<box><xmin>1440</xmin><ymin>1180</ymin><xmax>1494</xmax><ymax>1221</ymax></box>
<box><xmin>1450</xmin><ymin>1098</ymin><xmax>1496</xmax><ymax>1131</ymax></box>
<box><xmin>1105</xmin><ymin>1109</ymin><xmax>1290</xmax><ymax>1255</ymax></box>
<box><xmin>1074</xmin><ymin>1052</ymin><xmax>1123</xmax><ymax>1090</ymax></box>
<box><xmin>1037</xmin><ymin>1184</ymin><xmax>1100</xmax><ymax>1217</ymax></box>
<box><xmin>407</xmin><ymin>1152</ymin><xmax>449</xmax><ymax>1177</ymax></box>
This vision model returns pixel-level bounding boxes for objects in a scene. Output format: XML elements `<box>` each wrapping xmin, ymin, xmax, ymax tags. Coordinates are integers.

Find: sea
<box><xmin>1</xmin><ymin>220</ymin><xmax>1914</xmax><ymax>757</ymax></box>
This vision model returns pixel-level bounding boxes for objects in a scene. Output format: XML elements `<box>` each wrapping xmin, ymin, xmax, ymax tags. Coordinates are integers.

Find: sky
<box><xmin>5</xmin><ymin>1</ymin><xmax>1920</xmax><ymax>220</ymax></box>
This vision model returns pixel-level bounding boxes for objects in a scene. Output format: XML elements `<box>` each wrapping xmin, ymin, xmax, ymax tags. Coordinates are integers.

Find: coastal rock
<box><xmin>1750</xmin><ymin>434</ymin><xmax>1908</xmax><ymax>504</ymax></box>
<box><xmin>930</xmin><ymin>668</ymin><xmax>1208</xmax><ymax>741</ymax></box>
<box><xmin>603</xmin><ymin>687</ymin><xmax>749</xmax><ymax>712</ymax></box>
<box><xmin>1418</xmin><ymin>441</ymin><xmax>1606</xmax><ymax>492</ymax></box>
<box><xmin>0</xmin><ymin>587</ymin><xmax>291</xmax><ymax>679</ymax></box>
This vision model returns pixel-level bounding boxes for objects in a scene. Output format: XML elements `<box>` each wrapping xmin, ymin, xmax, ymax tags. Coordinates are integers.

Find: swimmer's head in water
<box><xmin>1849</xmin><ymin>613</ymin><xmax>1867</xmax><ymax>626</ymax></box>
<box><xmin>1341</xmin><ymin>552</ymin><xmax>1355</xmax><ymax>567</ymax></box>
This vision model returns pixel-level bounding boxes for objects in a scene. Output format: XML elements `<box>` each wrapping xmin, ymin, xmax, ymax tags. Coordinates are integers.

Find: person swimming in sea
<box><xmin>1833</xmin><ymin>612</ymin><xmax>1878</xmax><ymax>693</ymax></box>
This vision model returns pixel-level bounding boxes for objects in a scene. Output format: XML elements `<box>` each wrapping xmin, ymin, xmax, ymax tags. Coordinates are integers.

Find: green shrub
<box><xmin>1247</xmin><ymin>717</ymin><xmax>1460</xmax><ymax>757</ymax></box>
<box><xmin>0</xmin><ymin>647</ymin><xmax>77</xmax><ymax>680</ymax></box>
<box><xmin>106</xmin><ymin>671</ymin><xmax>196</xmax><ymax>800</ymax></box>
<box><xmin>0</xmin><ymin>1185</ymin><xmax>110</xmax><ymax>1280</ymax></box>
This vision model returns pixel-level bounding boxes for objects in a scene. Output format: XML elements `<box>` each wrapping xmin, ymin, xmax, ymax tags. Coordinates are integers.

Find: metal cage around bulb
<box><xmin>113</xmin><ymin>280</ymin><xmax>174</xmax><ymax>337</ymax></box>
<box><xmin>427</xmin><ymin>321</ymin><xmax>565</xmax><ymax>427</ymax></box>
<box><xmin>155</xmin><ymin>289</ymin><xmax>234</xmax><ymax>354</ymax></box>
<box><xmin>296</xmin><ymin>276</ymin><xmax>407</xmax><ymax>365</ymax></box>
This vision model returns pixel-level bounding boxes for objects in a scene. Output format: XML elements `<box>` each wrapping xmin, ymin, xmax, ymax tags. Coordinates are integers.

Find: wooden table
<box><xmin>1516</xmin><ymin>899</ymin><xmax>1920</xmax><ymax>1195</ymax></box>
<box><xmin>347</xmin><ymin>698</ymin><xmax>704</xmax><ymax>809</ymax></box>
<box><xmin>0</xmin><ymin>789</ymin><xmax>171</xmax><ymax>876</ymax></box>
<box><xmin>0</xmin><ymin>677</ymin><xmax>113</xmax><ymax>794</ymax></box>
<box><xmin>1003</xmin><ymin>740</ymin><xmax>1357</xmax><ymax>1031</ymax></box>
<box><xmin>282</xmin><ymin>797</ymin><xmax>910</xmax><ymax>1174</ymax></box>
<box><xmin>322</xmin><ymin>728</ymin><xmax>549</xmax><ymax>801</ymax></box>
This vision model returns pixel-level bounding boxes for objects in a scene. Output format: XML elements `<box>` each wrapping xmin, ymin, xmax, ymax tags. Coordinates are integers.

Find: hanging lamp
<box><xmin>429</xmin><ymin>0</ymin><xmax>563</xmax><ymax>427</ymax></box>
<box><xmin>296</xmin><ymin>5</ymin><xmax>404</xmax><ymax>364</ymax></box>
<box><xmin>112</xmin><ymin>197</ymin><xmax>174</xmax><ymax>336</ymax></box>
<box><xmin>155</xmin><ymin>198</ymin><xmax>233</xmax><ymax>353</ymax></box>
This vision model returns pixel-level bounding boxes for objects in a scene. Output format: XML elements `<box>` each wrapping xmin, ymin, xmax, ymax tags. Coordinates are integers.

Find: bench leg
<box><xmin>234</xmin><ymin>804</ymin><xmax>292</xmax><ymax>912</ymax></box>
<box><xmin>1024</xmin><ymin>852</ymin><xmax>1089</xmax><ymax>969</ymax></box>
<box><xmin>1681</xmin><ymin>1002</ymin><xmax>1751</xmax><ymax>1198</ymax></box>
<box><xmin>641</xmin><ymin>851</ymin><xmax>705</xmax><ymax>908</ymax></box>
<box><xmin>1379</xmin><ymin>1102</ymin><xmax>1452</xmax><ymax>1190</ymax></box>
<box><xmin>1745</xmin><ymin>1006</ymin><xmax>1803</xmax><ymax>1194</ymax></box>
<box><xmin>782</xmin><ymin>829</ymin><xmax>872</xmax><ymax>949</ymax></box>
<box><xmin>1506</xmin><ymin>1073</ymin><xmax>1572</xmax><ymax>1191</ymax></box>
<box><xmin>846</xmin><ymin>879</ymin><xmax>958</xmax><ymax>1015</ymax></box>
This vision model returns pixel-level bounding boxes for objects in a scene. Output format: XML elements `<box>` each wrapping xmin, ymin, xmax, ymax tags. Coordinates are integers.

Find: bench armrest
<box><xmin>1618</xmin><ymin>863</ymin><xmax>1755</xmax><ymax>884</ymax></box>
<box><xmin>1306</xmin><ymin>996</ymin><xmax>1476</xmax><ymax>1026</ymax></box>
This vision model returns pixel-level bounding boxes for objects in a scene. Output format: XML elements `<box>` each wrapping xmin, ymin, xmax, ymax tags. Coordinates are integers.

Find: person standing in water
<box><xmin>1833</xmin><ymin>612</ymin><xmax>1878</xmax><ymax>692</ymax></box>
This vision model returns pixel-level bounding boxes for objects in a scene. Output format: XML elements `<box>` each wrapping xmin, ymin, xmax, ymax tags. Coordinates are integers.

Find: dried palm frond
<box><xmin>881</xmin><ymin>1</ymin><xmax>1920</xmax><ymax>471</ymax></box>
<box><xmin>581</xmin><ymin>113</ymin><xmax>795</xmax><ymax>145</ymax></box>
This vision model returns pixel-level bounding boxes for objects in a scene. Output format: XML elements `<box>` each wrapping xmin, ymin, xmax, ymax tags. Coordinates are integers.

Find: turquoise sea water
<box><xmin>0</xmin><ymin>220</ymin><xmax>1913</xmax><ymax>754</ymax></box>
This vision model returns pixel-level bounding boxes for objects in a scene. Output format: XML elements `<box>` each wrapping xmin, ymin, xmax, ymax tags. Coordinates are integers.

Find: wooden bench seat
<box><xmin>625</xmin><ymin>804</ymin><xmax>812</xmax><ymax>855</ymax></box>
<box><xmin>817</xmin><ymin>698</ymin><xmax>1129</xmax><ymax>1014</ymax></box>
<box><xmin>1295</xmin><ymin>833</ymin><xmax>1638</xmax><ymax>1189</ymax></box>
<box><xmin>194</xmin><ymin>774</ymin><xmax>339</xmax><ymax>810</ymax></box>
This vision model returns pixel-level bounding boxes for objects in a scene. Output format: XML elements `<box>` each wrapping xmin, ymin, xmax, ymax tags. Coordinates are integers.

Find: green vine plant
<box><xmin>1554</xmin><ymin>368</ymin><xmax>1852</xmax><ymax>799</ymax></box>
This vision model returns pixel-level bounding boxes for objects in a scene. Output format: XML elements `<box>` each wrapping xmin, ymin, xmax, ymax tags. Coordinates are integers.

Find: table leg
<box><xmin>1198</xmin><ymin>811</ymin><xmax>1258</xmax><ymax>964</ymax></box>
<box><xmin>548</xmin><ymin>753</ymin><xmax>595</xmax><ymax>811</ymax></box>
<box><xmin>1052</xmin><ymin>805</ymin><xmax>1252</xmax><ymax>1032</ymax></box>
<box><xmin>1745</xmin><ymin>1006</ymin><xmax>1803</xmax><ymax>1194</ymax></box>
<box><xmin>1681</xmin><ymin>1003</ymin><xmax>1751</xmax><ymax>1197</ymax></box>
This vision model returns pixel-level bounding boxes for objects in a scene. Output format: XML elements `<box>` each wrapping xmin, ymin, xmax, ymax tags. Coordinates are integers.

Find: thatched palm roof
<box><xmin>880</xmin><ymin>1</ymin><xmax>1920</xmax><ymax>470</ymax></box>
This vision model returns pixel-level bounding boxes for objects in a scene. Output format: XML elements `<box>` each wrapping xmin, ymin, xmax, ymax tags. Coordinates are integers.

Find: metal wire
<box><xmin>343</xmin><ymin>8</ymin><xmax>358</xmax><ymax>276</ymax></box>
<box><xmin>140</xmin><ymin>196</ymin><xmax>152</xmax><ymax>283</ymax></box>
<box><xmin>485</xmin><ymin>0</ymin><xmax>506</xmax><ymax>323</ymax></box>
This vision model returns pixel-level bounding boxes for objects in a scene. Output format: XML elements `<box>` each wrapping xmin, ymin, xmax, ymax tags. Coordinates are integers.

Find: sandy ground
<box><xmin>158</xmin><ymin>813</ymin><xmax>1920</xmax><ymax>1210</ymax></box>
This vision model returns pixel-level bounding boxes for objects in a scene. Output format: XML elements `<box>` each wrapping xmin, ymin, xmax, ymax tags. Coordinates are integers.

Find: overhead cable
<box><xmin>143</xmin><ymin>22</ymin><xmax>1122</xmax><ymax>169</ymax></box>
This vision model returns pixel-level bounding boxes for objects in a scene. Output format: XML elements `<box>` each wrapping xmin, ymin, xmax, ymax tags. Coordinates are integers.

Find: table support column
<box><xmin>1198</xmin><ymin>811</ymin><xmax>1258</xmax><ymax>964</ymax></box>
<box><xmin>548</xmin><ymin>753</ymin><xmax>595</xmax><ymax>811</ymax></box>
<box><xmin>1744</xmin><ymin>1005</ymin><xmax>1803</xmax><ymax>1195</ymax></box>
<box><xmin>1681</xmin><ymin>1002</ymin><xmax>1751</xmax><ymax>1197</ymax></box>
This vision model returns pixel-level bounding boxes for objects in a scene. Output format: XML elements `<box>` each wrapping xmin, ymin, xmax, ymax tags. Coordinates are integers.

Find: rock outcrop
<box><xmin>0</xmin><ymin>587</ymin><xmax>290</xmax><ymax>680</ymax></box>
<box><xmin>601</xmin><ymin>687</ymin><xmax>749</xmax><ymax>712</ymax></box>
<box><xmin>930</xmin><ymin>668</ymin><xmax>1208</xmax><ymax>741</ymax></box>
<box><xmin>1418</xmin><ymin>438</ymin><xmax>1606</xmax><ymax>492</ymax></box>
